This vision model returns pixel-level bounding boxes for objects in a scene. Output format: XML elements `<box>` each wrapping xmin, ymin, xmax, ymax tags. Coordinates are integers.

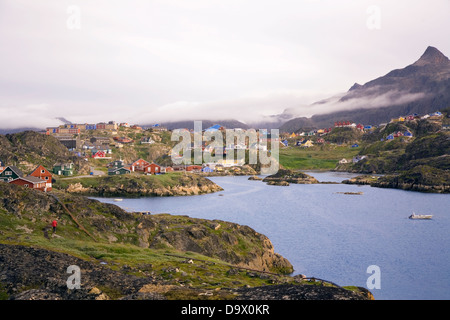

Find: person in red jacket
<box><xmin>52</xmin><ymin>220</ymin><xmax>58</xmax><ymax>234</ymax></box>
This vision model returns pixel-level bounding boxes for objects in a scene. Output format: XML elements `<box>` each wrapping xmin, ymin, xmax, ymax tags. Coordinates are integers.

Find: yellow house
<box><xmin>317</xmin><ymin>129</ymin><xmax>324</xmax><ymax>134</ymax></box>
<box><xmin>290</xmin><ymin>132</ymin><xmax>297</xmax><ymax>138</ymax></box>
<box><xmin>391</xmin><ymin>116</ymin><xmax>405</xmax><ymax>123</ymax></box>
<box><xmin>302</xmin><ymin>140</ymin><xmax>314</xmax><ymax>148</ymax></box>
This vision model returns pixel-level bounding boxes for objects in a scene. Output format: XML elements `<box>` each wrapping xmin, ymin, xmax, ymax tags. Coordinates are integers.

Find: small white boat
<box><xmin>113</xmin><ymin>198</ymin><xmax>123</xmax><ymax>202</ymax></box>
<box><xmin>409</xmin><ymin>212</ymin><xmax>433</xmax><ymax>220</ymax></box>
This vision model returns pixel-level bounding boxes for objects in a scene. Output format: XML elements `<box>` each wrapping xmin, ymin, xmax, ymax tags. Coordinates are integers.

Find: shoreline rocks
<box><xmin>262</xmin><ymin>169</ymin><xmax>319</xmax><ymax>186</ymax></box>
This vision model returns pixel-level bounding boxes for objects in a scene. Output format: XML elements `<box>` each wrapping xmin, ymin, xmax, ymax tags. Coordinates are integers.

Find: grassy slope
<box><xmin>279</xmin><ymin>144</ymin><xmax>361</xmax><ymax>170</ymax></box>
<box><xmin>0</xmin><ymin>184</ymin><xmax>292</xmax><ymax>296</ymax></box>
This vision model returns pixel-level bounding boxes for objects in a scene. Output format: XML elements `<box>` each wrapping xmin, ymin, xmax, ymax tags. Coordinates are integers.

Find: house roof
<box><xmin>108</xmin><ymin>167</ymin><xmax>131</xmax><ymax>173</ymax></box>
<box><xmin>205</xmin><ymin>124</ymin><xmax>221</xmax><ymax>131</ymax></box>
<box><xmin>4</xmin><ymin>166</ymin><xmax>24</xmax><ymax>177</ymax></box>
<box><xmin>30</xmin><ymin>165</ymin><xmax>51</xmax><ymax>175</ymax></box>
<box><xmin>15</xmin><ymin>176</ymin><xmax>46</xmax><ymax>184</ymax></box>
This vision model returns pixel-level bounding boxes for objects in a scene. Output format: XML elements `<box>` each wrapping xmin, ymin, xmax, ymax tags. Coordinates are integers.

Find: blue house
<box><xmin>85</xmin><ymin>124</ymin><xmax>96</xmax><ymax>130</ymax></box>
<box><xmin>386</xmin><ymin>134</ymin><xmax>394</xmax><ymax>140</ymax></box>
<box><xmin>201</xmin><ymin>166</ymin><xmax>214</xmax><ymax>173</ymax></box>
<box><xmin>281</xmin><ymin>140</ymin><xmax>288</xmax><ymax>147</ymax></box>
<box><xmin>404</xmin><ymin>131</ymin><xmax>413</xmax><ymax>137</ymax></box>
<box><xmin>351</xmin><ymin>144</ymin><xmax>359</xmax><ymax>148</ymax></box>
<box><xmin>205</xmin><ymin>124</ymin><xmax>222</xmax><ymax>132</ymax></box>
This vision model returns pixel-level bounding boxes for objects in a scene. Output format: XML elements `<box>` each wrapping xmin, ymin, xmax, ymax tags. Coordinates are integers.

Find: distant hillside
<box><xmin>0</xmin><ymin>131</ymin><xmax>89</xmax><ymax>174</ymax></box>
<box><xmin>279</xmin><ymin>46</ymin><xmax>450</xmax><ymax>132</ymax></box>
<box><xmin>157</xmin><ymin>119</ymin><xmax>250</xmax><ymax>130</ymax></box>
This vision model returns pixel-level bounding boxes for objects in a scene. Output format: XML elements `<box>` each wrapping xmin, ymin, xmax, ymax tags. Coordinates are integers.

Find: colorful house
<box><xmin>0</xmin><ymin>166</ymin><xmax>24</xmax><ymax>182</ymax></box>
<box><xmin>0</xmin><ymin>159</ymin><xmax>4</xmax><ymax>174</ymax></box>
<box><xmin>108</xmin><ymin>167</ymin><xmax>131</xmax><ymax>175</ymax></box>
<box><xmin>386</xmin><ymin>134</ymin><xmax>394</xmax><ymax>140</ymax></box>
<box><xmin>53</xmin><ymin>163</ymin><xmax>74</xmax><ymax>176</ymax></box>
<box><xmin>201</xmin><ymin>166</ymin><xmax>214</xmax><ymax>173</ymax></box>
<box><xmin>92</xmin><ymin>150</ymin><xmax>109</xmax><ymax>159</ymax></box>
<box><xmin>144</xmin><ymin>162</ymin><xmax>162</xmax><ymax>174</ymax></box>
<box><xmin>302</xmin><ymin>140</ymin><xmax>314</xmax><ymax>148</ymax></box>
<box><xmin>185</xmin><ymin>165</ymin><xmax>203</xmax><ymax>172</ymax></box>
<box><xmin>108</xmin><ymin>160</ymin><xmax>126</xmax><ymax>169</ymax></box>
<box><xmin>404</xmin><ymin>131</ymin><xmax>413</xmax><ymax>137</ymax></box>
<box><xmin>130</xmin><ymin>159</ymin><xmax>151</xmax><ymax>172</ymax></box>
<box><xmin>8</xmin><ymin>176</ymin><xmax>46</xmax><ymax>191</ymax></box>
<box><xmin>28</xmin><ymin>165</ymin><xmax>53</xmax><ymax>191</ymax></box>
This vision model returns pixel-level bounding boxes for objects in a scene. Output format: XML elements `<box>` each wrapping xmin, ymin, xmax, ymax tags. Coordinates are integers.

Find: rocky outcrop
<box><xmin>0</xmin><ymin>244</ymin><xmax>165</xmax><ymax>300</ymax></box>
<box><xmin>235</xmin><ymin>284</ymin><xmax>371</xmax><ymax>300</ymax></box>
<box><xmin>343</xmin><ymin>166</ymin><xmax>449</xmax><ymax>193</ymax></box>
<box><xmin>144</xmin><ymin>215</ymin><xmax>294</xmax><ymax>274</ymax></box>
<box><xmin>262</xmin><ymin>169</ymin><xmax>318</xmax><ymax>186</ymax></box>
<box><xmin>0</xmin><ymin>183</ymin><xmax>291</xmax><ymax>274</ymax></box>
<box><xmin>0</xmin><ymin>244</ymin><xmax>370</xmax><ymax>300</ymax></box>
<box><xmin>59</xmin><ymin>174</ymin><xmax>223</xmax><ymax>197</ymax></box>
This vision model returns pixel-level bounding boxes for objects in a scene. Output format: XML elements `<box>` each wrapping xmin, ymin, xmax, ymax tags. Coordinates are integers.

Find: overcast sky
<box><xmin>1</xmin><ymin>0</ymin><xmax>449</xmax><ymax>129</ymax></box>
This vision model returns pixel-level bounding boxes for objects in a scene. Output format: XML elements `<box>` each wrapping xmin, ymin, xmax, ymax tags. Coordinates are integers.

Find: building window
<box><xmin>24</xmin><ymin>184</ymin><xmax>28</xmax><ymax>187</ymax></box>
<box><xmin>41</xmin><ymin>170</ymin><xmax>45</xmax><ymax>173</ymax></box>
<box><xmin>5</xmin><ymin>171</ymin><xmax>12</xmax><ymax>175</ymax></box>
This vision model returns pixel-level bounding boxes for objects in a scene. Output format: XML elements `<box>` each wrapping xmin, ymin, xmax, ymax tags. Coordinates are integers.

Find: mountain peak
<box><xmin>349</xmin><ymin>83</ymin><xmax>362</xmax><ymax>91</ymax></box>
<box><xmin>413</xmin><ymin>46</ymin><xmax>449</xmax><ymax>66</ymax></box>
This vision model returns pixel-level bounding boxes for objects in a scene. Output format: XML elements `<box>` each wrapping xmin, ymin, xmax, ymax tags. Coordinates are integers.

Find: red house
<box><xmin>144</xmin><ymin>162</ymin><xmax>161</xmax><ymax>174</ymax></box>
<box><xmin>9</xmin><ymin>176</ymin><xmax>47</xmax><ymax>191</ymax></box>
<box><xmin>185</xmin><ymin>165</ymin><xmax>203</xmax><ymax>172</ymax></box>
<box><xmin>28</xmin><ymin>165</ymin><xmax>53</xmax><ymax>191</ymax></box>
<box><xmin>130</xmin><ymin>159</ymin><xmax>151</xmax><ymax>172</ymax></box>
<box><xmin>93</xmin><ymin>151</ymin><xmax>107</xmax><ymax>159</ymax></box>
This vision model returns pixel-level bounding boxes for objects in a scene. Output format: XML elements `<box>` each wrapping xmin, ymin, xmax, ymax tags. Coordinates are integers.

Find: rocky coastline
<box><xmin>0</xmin><ymin>182</ymin><xmax>372</xmax><ymax>300</ymax></box>
<box><xmin>56</xmin><ymin>174</ymin><xmax>224</xmax><ymax>197</ymax></box>
<box><xmin>342</xmin><ymin>166</ymin><xmax>449</xmax><ymax>193</ymax></box>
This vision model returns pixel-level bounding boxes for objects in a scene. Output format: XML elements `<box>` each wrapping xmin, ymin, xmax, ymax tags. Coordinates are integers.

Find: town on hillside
<box><xmin>0</xmin><ymin>110</ymin><xmax>447</xmax><ymax>193</ymax></box>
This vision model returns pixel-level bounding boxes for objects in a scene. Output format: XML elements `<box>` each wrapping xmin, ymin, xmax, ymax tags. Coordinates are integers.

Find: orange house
<box><xmin>130</xmin><ymin>159</ymin><xmax>151</xmax><ymax>172</ymax></box>
<box><xmin>28</xmin><ymin>165</ymin><xmax>53</xmax><ymax>191</ymax></box>
<box><xmin>144</xmin><ymin>162</ymin><xmax>161</xmax><ymax>174</ymax></box>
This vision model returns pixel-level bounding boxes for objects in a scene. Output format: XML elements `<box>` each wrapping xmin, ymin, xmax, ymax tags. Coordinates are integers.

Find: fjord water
<box><xmin>92</xmin><ymin>172</ymin><xmax>450</xmax><ymax>300</ymax></box>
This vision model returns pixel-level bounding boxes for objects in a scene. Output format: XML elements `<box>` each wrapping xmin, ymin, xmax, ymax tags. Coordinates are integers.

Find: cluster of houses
<box><xmin>383</xmin><ymin>131</ymin><xmax>413</xmax><ymax>141</ymax></box>
<box><xmin>0</xmin><ymin>160</ymin><xmax>76</xmax><ymax>192</ymax></box>
<box><xmin>106</xmin><ymin>158</ymin><xmax>246</xmax><ymax>176</ymax></box>
<box><xmin>46</xmin><ymin>121</ymin><xmax>167</xmax><ymax>136</ymax></box>
<box><xmin>0</xmin><ymin>162</ymin><xmax>53</xmax><ymax>192</ymax></box>
<box><xmin>390</xmin><ymin>111</ymin><xmax>443</xmax><ymax>123</ymax></box>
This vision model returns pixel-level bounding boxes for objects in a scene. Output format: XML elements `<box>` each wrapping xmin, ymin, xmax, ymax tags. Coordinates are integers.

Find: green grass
<box><xmin>279</xmin><ymin>145</ymin><xmax>361</xmax><ymax>170</ymax></box>
<box><xmin>54</xmin><ymin>172</ymin><xmax>188</xmax><ymax>190</ymax></box>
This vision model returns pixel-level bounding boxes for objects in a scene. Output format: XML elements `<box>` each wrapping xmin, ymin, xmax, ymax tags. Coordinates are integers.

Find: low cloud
<box><xmin>284</xmin><ymin>88</ymin><xmax>429</xmax><ymax>119</ymax></box>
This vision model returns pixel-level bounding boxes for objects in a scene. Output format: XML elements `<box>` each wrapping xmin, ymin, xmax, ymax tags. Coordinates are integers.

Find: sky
<box><xmin>1</xmin><ymin>0</ymin><xmax>449</xmax><ymax>129</ymax></box>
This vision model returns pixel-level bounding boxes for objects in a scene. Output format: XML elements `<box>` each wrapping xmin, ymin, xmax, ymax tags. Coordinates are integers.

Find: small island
<box><xmin>262</xmin><ymin>169</ymin><xmax>319</xmax><ymax>186</ymax></box>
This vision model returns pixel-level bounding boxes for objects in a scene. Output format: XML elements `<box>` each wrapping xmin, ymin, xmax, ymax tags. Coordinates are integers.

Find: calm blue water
<box><xmin>91</xmin><ymin>172</ymin><xmax>450</xmax><ymax>300</ymax></box>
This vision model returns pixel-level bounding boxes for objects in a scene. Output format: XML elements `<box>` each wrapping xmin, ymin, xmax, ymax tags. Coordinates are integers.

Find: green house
<box><xmin>53</xmin><ymin>162</ymin><xmax>74</xmax><ymax>176</ymax></box>
<box><xmin>108</xmin><ymin>167</ymin><xmax>131</xmax><ymax>175</ymax></box>
<box><xmin>0</xmin><ymin>166</ymin><xmax>24</xmax><ymax>182</ymax></box>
